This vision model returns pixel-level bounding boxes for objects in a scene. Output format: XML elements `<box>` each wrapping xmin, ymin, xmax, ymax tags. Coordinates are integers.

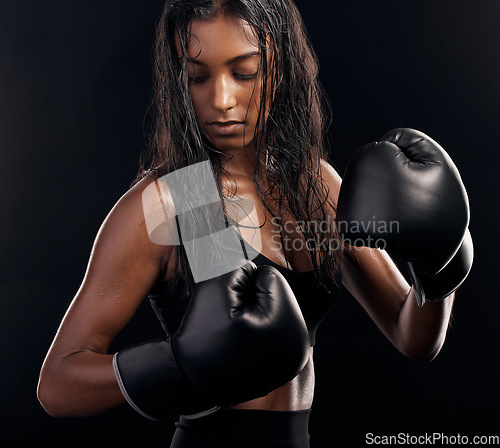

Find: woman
<box><xmin>37</xmin><ymin>1</ymin><xmax>472</xmax><ymax>446</ymax></box>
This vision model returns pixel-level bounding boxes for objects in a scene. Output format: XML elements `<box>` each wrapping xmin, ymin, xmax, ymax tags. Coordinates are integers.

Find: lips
<box><xmin>208</xmin><ymin>121</ymin><xmax>244</xmax><ymax>136</ymax></box>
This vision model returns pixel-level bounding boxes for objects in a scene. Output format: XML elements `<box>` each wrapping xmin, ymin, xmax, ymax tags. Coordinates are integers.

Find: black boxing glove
<box><xmin>113</xmin><ymin>261</ymin><xmax>309</xmax><ymax>420</ymax></box>
<box><xmin>337</xmin><ymin>128</ymin><xmax>473</xmax><ymax>306</ymax></box>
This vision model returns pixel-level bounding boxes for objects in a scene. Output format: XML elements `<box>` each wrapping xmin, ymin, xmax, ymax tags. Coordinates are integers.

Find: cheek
<box><xmin>246</xmin><ymin>82</ymin><xmax>263</xmax><ymax>121</ymax></box>
<box><xmin>250</xmin><ymin>81</ymin><xmax>272</xmax><ymax>131</ymax></box>
<box><xmin>189</xmin><ymin>90</ymin><xmax>215</xmax><ymax>133</ymax></box>
<box><xmin>188</xmin><ymin>88</ymin><xmax>204</xmax><ymax>118</ymax></box>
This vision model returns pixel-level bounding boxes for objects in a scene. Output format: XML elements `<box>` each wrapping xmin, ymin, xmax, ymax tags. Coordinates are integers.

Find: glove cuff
<box><xmin>408</xmin><ymin>228</ymin><xmax>473</xmax><ymax>307</ymax></box>
<box><xmin>113</xmin><ymin>351</ymin><xmax>160</xmax><ymax>421</ymax></box>
<box><xmin>113</xmin><ymin>339</ymin><xmax>215</xmax><ymax>420</ymax></box>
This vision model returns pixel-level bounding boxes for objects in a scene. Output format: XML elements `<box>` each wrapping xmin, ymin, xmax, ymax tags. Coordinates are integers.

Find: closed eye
<box><xmin>235</xmin><ymin>72</ymin><xmax>258</xmax><ymax>81</ymax></box>
<box><xmin>188</xmin><ymin>76</ymin><xmax>209</xmax><ymax>83</ymax></box>
<box><xmin>188</xmin><ymin>73</ymin><xmax>258</xmax><ymax>83</ymax></box>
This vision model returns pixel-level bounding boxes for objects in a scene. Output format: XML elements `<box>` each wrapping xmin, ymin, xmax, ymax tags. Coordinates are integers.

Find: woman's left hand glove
<box><xmin>336</xmin><ymin>128</ymin><xmax>473</xmax><ymax>306</ymax></box>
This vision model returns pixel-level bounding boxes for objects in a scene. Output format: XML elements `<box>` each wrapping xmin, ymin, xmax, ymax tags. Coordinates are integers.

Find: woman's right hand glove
<box><xmin>113</xmin><ymin>261</ymin><xmax>310</xmax><ymax>421</ymax></box>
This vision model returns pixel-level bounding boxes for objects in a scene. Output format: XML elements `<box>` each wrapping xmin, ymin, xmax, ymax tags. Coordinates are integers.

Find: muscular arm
<box><xmin>320</xmin><ymin>159</ymin><xmax>454</xmax><ymax>362</ymax></box>
<box><xmin>340</xmin><ymin>247</ymin><xmax>454</xmax><ymax>361</ymax></box>
<box><xmin>37</xmin><ymin>176</ymin><xmax>174</xmax><ymax>417</ymax></box>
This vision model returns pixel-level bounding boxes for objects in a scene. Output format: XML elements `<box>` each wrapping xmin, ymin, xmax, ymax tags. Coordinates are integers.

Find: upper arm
<box><xmin>47</xmin><ymin>176</ymin><xmax>176</xmax><ymax>358</ymax></box>
<box><xmin>319</xmin><ymin>158</ymin><xmax>410</xmax><ymax>342</ymax></box>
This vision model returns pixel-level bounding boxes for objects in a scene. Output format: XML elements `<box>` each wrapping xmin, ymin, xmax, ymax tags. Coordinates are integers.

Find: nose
<box><xmin>211</xmin><ymin>74</ymin><xmax>237</xmax><ymax>113</ymax></box>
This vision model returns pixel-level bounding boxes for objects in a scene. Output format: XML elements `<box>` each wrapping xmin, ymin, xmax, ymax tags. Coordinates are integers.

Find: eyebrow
<box><xmin>185</xmin><ymin>51</ymin><xmax>260</xmax><ymax>66</ymax></box>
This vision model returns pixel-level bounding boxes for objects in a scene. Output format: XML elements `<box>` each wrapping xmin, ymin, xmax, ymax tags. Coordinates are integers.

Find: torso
<box><xmin>161</xmin><ymin>173</ymin><xmax>320</xmax><ymax>411</ymax></box>
<box><xmin>229</xmin><ymin>348</ymin><xmax>315</xmax><ymax>411</ymax></box>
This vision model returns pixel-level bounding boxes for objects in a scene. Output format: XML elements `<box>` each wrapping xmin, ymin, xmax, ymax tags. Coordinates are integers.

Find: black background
<box><xmin>1</xmin><ymin>1</ymin><xmax>498</xmax><ymax>446</ymax></box>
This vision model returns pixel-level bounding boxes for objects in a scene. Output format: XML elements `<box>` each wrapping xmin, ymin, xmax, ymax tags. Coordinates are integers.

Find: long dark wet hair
<box><xmin>134</xmin><ymin>0</ymin><xmax>343</xmax><ymax>296</ymax></box>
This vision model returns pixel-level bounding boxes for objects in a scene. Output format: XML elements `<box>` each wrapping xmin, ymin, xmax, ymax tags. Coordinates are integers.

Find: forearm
<box><xmin>395</xmin><ymin>287</ymin><xmax>455</xmax><ymax>362</ymax></box>
<box><xmin>38</xmin><ymin>350</ymin><xmax>125</xmax><ymax>417</ymax></box>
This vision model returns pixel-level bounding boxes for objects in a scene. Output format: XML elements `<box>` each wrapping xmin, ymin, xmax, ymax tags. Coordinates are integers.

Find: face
<box><xmin>177</xmin><ymin>13</ymin><xmax>268</xmax><ymax>153</ymax></box>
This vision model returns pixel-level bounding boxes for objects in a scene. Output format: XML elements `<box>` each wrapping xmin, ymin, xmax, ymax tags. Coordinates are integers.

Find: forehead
<box><xmin>177</xmin><ymin>13</ymin><xmax>260</xmax><ymax>61</ymax></box>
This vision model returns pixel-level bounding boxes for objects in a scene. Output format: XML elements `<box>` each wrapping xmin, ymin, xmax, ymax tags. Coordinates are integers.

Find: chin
<box><xmin>210</xmin><ymin>137</ymin><xmax>255</xmax><ymax>153</ymax></box>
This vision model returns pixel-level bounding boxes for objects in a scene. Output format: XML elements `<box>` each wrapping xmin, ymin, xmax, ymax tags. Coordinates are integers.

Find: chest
<box><xmin>222</xmin><ymin>179</ymin><xmax>314</xmax><ymax>272</ymax></box>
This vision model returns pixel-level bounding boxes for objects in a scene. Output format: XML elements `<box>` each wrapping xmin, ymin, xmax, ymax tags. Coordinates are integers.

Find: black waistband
<box><xmin>175</xmin><ymin>408</ymin><xmax>311</xmax><ymax>447</ymax></box>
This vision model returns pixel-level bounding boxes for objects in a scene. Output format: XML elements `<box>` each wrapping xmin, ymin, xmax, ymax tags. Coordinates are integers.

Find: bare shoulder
<box><xmin>319</xmin><ymin>158</ymin><xmax>342</xmax><ymax>204</ymax></box>
<box><xmin>108</xmin><ymin>173</ymin><xmax>172</xmax><ymax>226</ymax></box>
<box><xmin>92</xmin><ymin>173</ymin><xmax>176</xmax><ymax>276</ymax></box>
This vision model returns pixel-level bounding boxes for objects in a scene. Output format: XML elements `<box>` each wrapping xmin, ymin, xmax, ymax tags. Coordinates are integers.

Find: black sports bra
<box><xmin>148</xmin><ymin>246</ymin><xmax>341</xmax><ymax>347</ymax></box>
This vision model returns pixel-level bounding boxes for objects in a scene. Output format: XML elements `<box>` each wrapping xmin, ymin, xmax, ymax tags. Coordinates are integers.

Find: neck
<box><xmin>219</xmin><ymin>143</ymin><xmax>266</xmax><ymax>181</ymax></box>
